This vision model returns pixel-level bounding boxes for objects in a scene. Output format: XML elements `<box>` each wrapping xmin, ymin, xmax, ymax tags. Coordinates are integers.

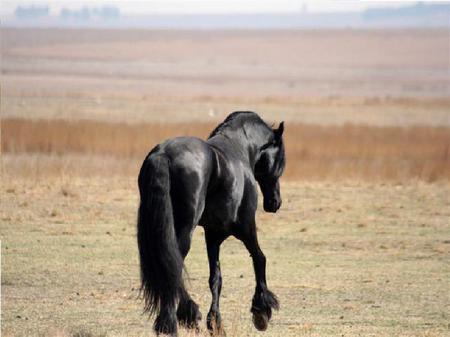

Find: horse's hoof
<box><xmin>252</xmin><ymin>311</ymin><xmax>269</xmax><ymax>331</ymax></box>
<box><xmin>209</xmin><ymin>327</ymin><xmax>227</xmax><ymax>337</ymax></box>
<box><xmin>207</xmin><ymin>312</ymin><xmax>226</xmax><ymax>336</ymax></box>
<box><xmin>177</xmin><ymin>299</ymin><xmax>202</xmax><ymax>330</ymax></box>
<box><xmin>210</xmin><ymin>327</ymin><xmax>226</xmax><ymax>337</ymax></box>
<box><xmin>207</xmin><ymin>323</ymin><xmax>226</xmax><ymax>337</ymax></box>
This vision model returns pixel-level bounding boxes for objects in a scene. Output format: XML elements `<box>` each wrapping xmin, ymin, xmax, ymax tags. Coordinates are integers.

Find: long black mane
<box><xmin>208</xmin><ymin>111</ymin><xmax>272</xmax><ymax>139</ymax></box>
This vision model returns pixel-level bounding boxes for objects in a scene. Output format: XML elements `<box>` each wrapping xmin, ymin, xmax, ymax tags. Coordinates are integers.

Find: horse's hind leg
<box><xmin>177</xmin><ymin>288</ymin><xmax>201</xmax><ymax>330</ymax></box>
<box><xmin>154</xmin><ymin>300</ymin><xmax>178</xmax><ymax>336</ymax></box>
<box><xmin>175</xmin><ymin>226</ymin><xmax>202</xmax><ymax>330</ymax></box>
<box><xmin>205</xmin><ymin>230</ymin><xmax>226</xmax><ymax>336</ymax></box>
<box><xmin>170</xmin><ymin>171</ymin><xmax>205</xmax><ymax>331</ymax></box>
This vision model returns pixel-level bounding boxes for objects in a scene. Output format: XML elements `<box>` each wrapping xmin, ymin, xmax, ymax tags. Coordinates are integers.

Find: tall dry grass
<box><xmin>2</xmin><ymin>118</ymin><xmax>449</xmax><ymax>181</ymax></box>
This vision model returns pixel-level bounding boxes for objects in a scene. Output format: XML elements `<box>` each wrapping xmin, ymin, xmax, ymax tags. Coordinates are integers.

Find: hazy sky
<box><xmin>1</xmin><ymin>0</ymin><xmax>421</xmax><ymax>15</ymax></box>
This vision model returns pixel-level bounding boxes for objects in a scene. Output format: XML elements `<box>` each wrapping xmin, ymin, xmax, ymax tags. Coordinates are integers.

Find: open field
<box><xmin>2</xmin><ymin>119</ymin><xmax>449</xmax><ymax>181</ymax></box>
<box><xmin>1</xmin><ymin>176</ymin><xmax>449</xmax><ymax>337</ymax></box>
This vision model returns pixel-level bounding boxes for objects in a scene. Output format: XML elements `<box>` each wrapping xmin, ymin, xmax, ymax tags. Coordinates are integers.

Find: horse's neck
<box><xmin>245</xmin><ymin>133</ymin><xmax>271</xmax><ymax>168</ymax></box>
<box><xmin>212</xmin><ymin>126</ymin><xmax>271</xmax><ymax>168</ymax></box>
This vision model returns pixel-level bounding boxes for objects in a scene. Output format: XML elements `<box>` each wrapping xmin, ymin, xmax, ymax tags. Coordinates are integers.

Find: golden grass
<box><xmin>2</xmin><ymin>118</ymin><xmax>449</xmax><ymax>181</ymax></box>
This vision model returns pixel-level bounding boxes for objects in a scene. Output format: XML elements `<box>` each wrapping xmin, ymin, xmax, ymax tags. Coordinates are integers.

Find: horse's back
<box><xmin>153</xmin><ymin>136</ymin><xmax>214</xmax><ymax>176</ymax></box>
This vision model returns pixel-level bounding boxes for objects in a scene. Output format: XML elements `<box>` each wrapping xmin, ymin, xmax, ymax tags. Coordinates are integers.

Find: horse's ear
<box><xmin>275</xmin><ymin>121</ymin><xmax>284</xmax><ymax>139</ymax></box>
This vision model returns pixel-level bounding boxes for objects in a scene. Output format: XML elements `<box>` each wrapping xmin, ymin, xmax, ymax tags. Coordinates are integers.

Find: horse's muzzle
<box><xmin>264</xmin><ymin>199</ymin><xmax>281</xmax><ymax>213</ymax></box>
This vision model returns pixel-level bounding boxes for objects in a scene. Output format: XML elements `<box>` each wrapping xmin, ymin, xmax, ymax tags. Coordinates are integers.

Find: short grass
<box><xmin>2</xmin><ymin>176</ymin><xmax>449</xmax><ymax>337</ymax></box>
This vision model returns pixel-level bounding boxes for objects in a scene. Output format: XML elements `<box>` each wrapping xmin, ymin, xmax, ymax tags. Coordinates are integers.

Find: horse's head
<box><xmin>255</xmin><ymin>122</ymin><xmax>286</xmax><ymax>213</ymax></box>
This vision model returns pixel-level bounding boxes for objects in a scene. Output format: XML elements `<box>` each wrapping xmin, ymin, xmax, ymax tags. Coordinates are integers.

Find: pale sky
<box><xmin>0</xmin><ymin>0</ymin><xmax>424</xmax><ymax>15</ymax></box>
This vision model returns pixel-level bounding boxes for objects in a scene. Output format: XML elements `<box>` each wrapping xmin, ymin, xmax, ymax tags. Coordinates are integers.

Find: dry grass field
<box><xmin>2</xmin><ymin>118</ymin><xmax>449</xmax><ymax>181</ymax></box>
<box><xmin>1</xmin><ymin>177</ymin><xmax>449</xmax><ymax>337</ymax></box>
<box><xmin>1</xmin><ymin>28</ymin><xmax>450</xmax><ymax>337</ymax></box>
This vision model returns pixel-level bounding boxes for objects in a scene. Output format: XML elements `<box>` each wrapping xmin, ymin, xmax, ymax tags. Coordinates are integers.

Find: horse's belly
<box><xmin>199</xmin><ymin>183</ymin><xmax>244</xmax><ymax>232</ymax></box>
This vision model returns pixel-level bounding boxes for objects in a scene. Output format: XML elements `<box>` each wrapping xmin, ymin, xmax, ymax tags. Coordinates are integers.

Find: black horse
<box><xmin>137</xmin><ymin>111</ymin><xmax>286</xmax><ymax>336</ymax></box>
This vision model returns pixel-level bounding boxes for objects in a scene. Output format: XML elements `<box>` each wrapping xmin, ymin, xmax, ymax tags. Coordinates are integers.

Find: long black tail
<box><xmin>137</xmin><ymin>152</ymin><xmax>184</xmax><ymax>316</ymax></box>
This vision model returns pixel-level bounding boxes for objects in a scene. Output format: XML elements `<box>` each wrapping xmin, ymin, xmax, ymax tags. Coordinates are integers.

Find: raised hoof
<box><xmin>250</xmin><ymin>288</ymin><xmax>279</xmax><ymax>331</ymax></box>
<box><xmin>252</xmin><ymin>311</ymin><xmax>269</xmax><ymax>331</ymax></box>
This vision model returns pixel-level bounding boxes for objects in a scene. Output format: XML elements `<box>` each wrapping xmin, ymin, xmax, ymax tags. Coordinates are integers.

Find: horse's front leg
<box><xmin>240</xmin><ymin>223</ymin><xmax>279</xmax><ymax>331</ymax></box>
<box><xmin>205</xmin><ymin>230</ymin><xmax>226</xmax><ymax>336</ymax></box>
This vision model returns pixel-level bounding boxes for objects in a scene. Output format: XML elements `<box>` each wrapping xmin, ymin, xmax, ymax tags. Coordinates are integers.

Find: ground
<box><xmin>1</xmin><ymin>177</ymin><xmax>449</xmax><ymax>337</ymax></box>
